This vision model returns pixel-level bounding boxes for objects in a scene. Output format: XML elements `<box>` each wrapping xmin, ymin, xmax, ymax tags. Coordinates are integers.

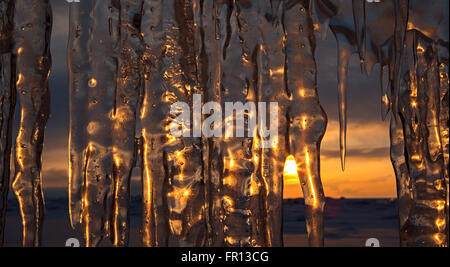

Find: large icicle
<box><xmin>284</xmin><ymin>0</ymin><xmax>327</xmax><ymax>247</ymax></box>
<box><xmin>139</xmin><ymin>0</ymin><xmax>205</xmax><ymax>247</ymax></box>
<box><xmin>208</xmin><ymin>0</ymin><xmax>262</xmax><ymax>247</ymax></box>
<box><xmin>110</xmin><ymin>0</ymin><xmax>144</xmax><ymax>247</ymax></box>
<box><xmin>198</xmin><ymin>0</ymin><xmax>227</xmax><ymax>247</ymax></box>
<box><xmin>393</xmin><ymin>30</ymin><xmax>448</xmax><ymax>246</ymax></box>
<box><xmin>68</xmin><ymin>0</ymin><xmax>144</xmax><ymax>246</ymax></box>
<box><xmin>0</xmin><ymin>0</ymin><xmax>15</xmax><ymax>247</ymax></box>
<box><xmin>12</xmin><ymin>0</ymin><xmax>52</xmax><ymax>247</ymax></box>
<box><xmin>258</xmin><ymin>0</ymin><xmax>286</xmax><ymax>247</ymax></box>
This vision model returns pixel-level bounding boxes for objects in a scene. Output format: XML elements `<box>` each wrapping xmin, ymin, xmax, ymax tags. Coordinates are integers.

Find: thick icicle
<box><xmin>12</xmin><ymin>0</ymin><xmax>52</xmax><ymax>247</ymax></box>
<box><xmin>211</xmin><ymin>0</ymin><xmax>263</xmax><ymax>247</ymax></box>
<box><xmin>198</xmin><ymin>0</ymin><xmax>227</xmax><ymax>247</ymax></box>
<box><xmin>68</xmin><ymin>0</ymin><xmax>143</xmax><ymax>246</ymax></box>
<box><xmin>394</xmin><ymin>31</ymin><xmax>448</xmax><ymax>246</ymax></box>
<box><xmin>258</xmin><ymin>0</ymin><xmax>286</xmax><ymax>247</ymax></box>
<box><xmin>110</xmin><ymin>0</ymin><xmax>144</xmax><ymax>247</ymax></box>
<box><xmin>0</xmin><ymin>0</ymin><xmax>15</xmax><ymax>247</ymax></box>
<box><xmin>140</xmin><ymin>0</ymin><xmax>206</xmax><ymax>247</ymax></box>
<box><xmin>284</xmin><ymin>0</ymin><xmax>327</xmax><ymax>247</ymax></box>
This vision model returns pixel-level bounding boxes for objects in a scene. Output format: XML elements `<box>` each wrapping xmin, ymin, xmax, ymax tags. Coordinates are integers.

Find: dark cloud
<box><xmin>322</xmin><ymin>147</ymin><xmax>390</xmax><ymax>159</ymax></box>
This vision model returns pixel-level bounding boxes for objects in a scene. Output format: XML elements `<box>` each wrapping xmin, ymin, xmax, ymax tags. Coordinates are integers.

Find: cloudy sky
<box><xmin>33</xmin><ymin>0</ymin><xmax>396</xmax><ymax>200</ymax></box>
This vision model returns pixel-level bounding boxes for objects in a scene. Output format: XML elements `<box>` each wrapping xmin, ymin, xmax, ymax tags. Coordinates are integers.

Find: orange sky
<box><xmin>284</xmin><ymin>120</ymin><xmax>396</xmax><ymax>199</ymax></box>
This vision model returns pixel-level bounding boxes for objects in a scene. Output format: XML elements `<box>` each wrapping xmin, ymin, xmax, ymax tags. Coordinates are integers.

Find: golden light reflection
<box><xmin>166</xmin><ymin>133</ymin><xmax>176</xmax><ymax>144</ymax></box>
<box><xmin>143</xmin><ymin>141</ymin><xmax>151</xmax><ymax>212</ymax></box>
<box><xmin>223</xmin><ymin>176</ymin><xmax>236</xmax><ymax>187</ymax></box>
<box><xmin>435</xmin><ymin>200</ymin><xmax>445</xmax><ymax>211</ymax></box>
<box><xmin>183</xmin><ymin>189</ymin><xmax>190</xmax><ymax>197</ymax></box>
<box><xmin>417</xmin><ymin>44</ymin><xmax>425</xmax><ymax>54</ymax></box>
<box><xmin>88</xmin><ymin>78</ymin><xmax>97</xmax><ymax>88</ymax></box>
<box><xmin>305</xmin><ymin>149</ymin><xmax>317</xmax><ymax>207</ymax></box>
<box><xmin>433</xmin><ymin>233</ymin><xmax>444</xmax><ymax>245</ymax></box>
<box><xmin>435</xmin><ymin>218</ymin><xmax>445</xmax><ymax>230</ymax></box>
<box><xmin>283</xmin><ymin>155</ymin><xmax>298</xmax><ymax>177</ymax></box>
<box><xmin>16</xmin><ymin>73</ymin><xmax>24</xmax><ymax>86</ymax></box>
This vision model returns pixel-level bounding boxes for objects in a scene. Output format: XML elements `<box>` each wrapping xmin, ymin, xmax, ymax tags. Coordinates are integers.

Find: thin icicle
<box><xmin>335</xmin><ymin>37</ymin><xmax>352</xmax><ymax>171</ymax></box>
<box><xmin>328</xmin><ymin>0</ymin><xmax>359</xmax><ymax>171</ymax></box>
<box><xmin>392</xmin><ymin>0</ymin><xmax>409</xmax><ymax>120</ymax></box>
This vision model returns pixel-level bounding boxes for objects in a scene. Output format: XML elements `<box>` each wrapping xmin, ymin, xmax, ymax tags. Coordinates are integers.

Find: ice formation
<box><xmin>0</xmin><ymin>0</ymin><xmax>447</xmax><ymax>247</ymax></box>
<box><xmin>311</xmin><ymin>0</ymin><xmax>449</xmax><ymax>246</ymax></box>
<box><xmin>0</xmin><ymin>0</ymin><xmax>52</xmax><ymax>247</ymax></box>
<box><xmin>67</xmin><ymin>0</ymin><xmax>326</xmax><ymax>247</ymax></box>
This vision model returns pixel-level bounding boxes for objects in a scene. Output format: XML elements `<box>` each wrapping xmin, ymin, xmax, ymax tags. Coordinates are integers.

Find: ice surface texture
<box><xmin>0</xmin><ymin>0</ymin><xmax>447</xmax><ymax>247</ymax></box>
<box><xmin>67</xmin><ymin>0</ymin><xmax>326</xmax><ymax>247</ymax></box>
<box><xmin>311</xmin><ymin>0</ymin><xmax>449</xmax><ymax>247</ymax></box>
<box><xmin>0</xmin><ymin>0</ymin><xmax>52</xmax><ymax>247</ymax></box>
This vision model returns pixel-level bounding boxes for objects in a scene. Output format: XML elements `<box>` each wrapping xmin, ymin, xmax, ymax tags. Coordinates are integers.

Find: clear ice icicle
<box><xmin>284</xmin><ymin>0</ymin><xmax>327</xmax><ymax>247</ymax></box>
<box><xmin>12</xmin><ymin>0</ymin><xmax>52</xmax><ymax>247</ymax></box>
<box><xmin>68</xmin><ymin>0</ymin><xmax>143</xmax><ymax>246</ymax></box>
<box><xmin>139</xmin><ymin>0</ymin><xmax>205</xmax><ymax>247</ymax></box>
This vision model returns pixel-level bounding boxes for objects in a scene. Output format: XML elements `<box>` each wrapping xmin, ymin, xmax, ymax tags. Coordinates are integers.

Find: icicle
<box><xmin>199</xmin><ymin>0</ymin><xmax>227</xmax><ymax>247</ymax></box>
<box><xmin>258</xmin><ymin>0</ymin><xmax>286</xmax><ymax>247</ymax></box>
<box><xmin>110</xmin><ymin>0</ymin><xmax>145</xmax><ymax>247</ymax></box>
<box><xmin>140</xmin><ymin>0</ymin><xmax>205</xmax><ymax>247</ymax></box>
<box><xmin>352</xmin><ymin>0</ymin><xmax>367</xmax><ymax>74</ymax></box>
<box><xmin>68</xmin><ymin>0</ymin><xmax>144</xmax><ymax>246</ymax></box>
<box><xmin>12</xmin><ymin>0</ymin><xmax>52</xmax><ymax>247</ymax></box>
<box><xmin>210</xmin><ymin>0</ymin><xmax>266</xmax><ymax>247</ymax></box>
<box><xmin>67</xmin><ymin>1</ymin><xmax>86</xmax><ymax>232</ymax></box>
<box><xmin>390</xmin><ymin>29</ymin><xmax>448</xmax><ymax>246</ymax></box>
<box><xmin>77</xmin><ymin>0</ymin><xmax>119</xmax><ymax>247</ymax></box>
<box><xmin>392</xmin><ymin>0</ymin><xmax>409</xmax><ymax>120</ymax></box>
<box><xmin>308</xmin><ymin>0</ymin><xmax>333</xmax><ymax>40</ymax></box>
<box><xmin>335</xmin><ymin>36</ymin><xmax>352</xmax><ymax>171</ymax></box>
<box><xmin>0</xmin><ymin>0</ymin><xmax>15</xmax><ymax>247</ymax></box>
<box><xmin>328</xmin><ymin>0</ymin><xmax>358</xmax><ymax>171</ymax></box>
<box><xmin>284</xmin><ymin>1</ymin><xmax>327</xmax><ymax>247</ymax></box>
